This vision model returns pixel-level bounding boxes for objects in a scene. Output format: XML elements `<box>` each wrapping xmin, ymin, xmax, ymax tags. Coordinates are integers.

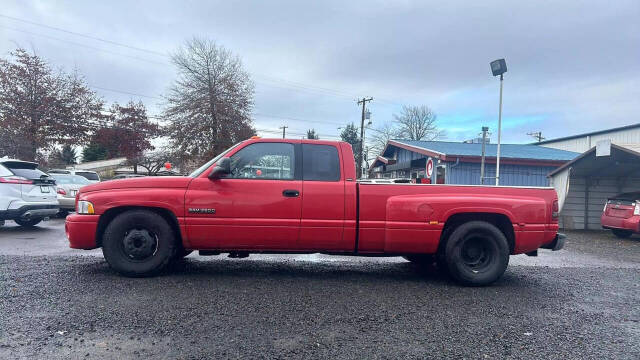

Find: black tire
<box><xmin>14</xmin><ymin>218</ymin><xmax>43</xmax><ymax>228</ymax></box>
<box><xmin>58</xmin><ymin>210</ymin><xmax>69</xmax><ymax>218</ymax></box>
<box><xmin>403</xmin><ymin>254</ymin><xmax>435</xmax><ymax>266</ymax></box>
<box><xmin>101</xmin><ymin>210</ymin><xmax>177</xmax><ymax>277</ymax></box>
<box><xmin>611</xmin><ymin>229</ymin><xmax>633</xmax><ymax>238</ymax></box>
<box><xmin>443</xmin><ymin>221</ymin><xmax>509</xmax><ymax>286</ymax></box>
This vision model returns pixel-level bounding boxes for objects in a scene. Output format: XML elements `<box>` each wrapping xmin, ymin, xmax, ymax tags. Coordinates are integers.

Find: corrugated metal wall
<box><xmin>560</xmin><ymin>177</ymin><xmax>640</xmax><ymax>230</ymax></box>
<box><xmin>540</xmin><ymin>127</ymin><xmax>640</xmax><ymax>153</ymax></box>
<box><xmin>446</xmin><ymin>162</ymin><xmax>557</xmax><ymax>186</ymax></box>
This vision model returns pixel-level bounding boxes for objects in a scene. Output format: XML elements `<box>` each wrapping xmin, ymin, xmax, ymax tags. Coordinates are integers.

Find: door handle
<box><xmin>282</xmin><ymin>189</ymin><xmax>300</xmax><ymax>197</ymax></box>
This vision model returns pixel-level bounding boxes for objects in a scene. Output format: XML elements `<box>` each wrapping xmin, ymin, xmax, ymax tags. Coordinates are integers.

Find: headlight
<box><xmin>634</xmin><ymin>202</ymin><xmax>640</xmax><ymax>216</ymax></box>
<box><xmin>77</xmin><ymin>200</ymin><xmax>95</xmax><ymax>215</ymax></box>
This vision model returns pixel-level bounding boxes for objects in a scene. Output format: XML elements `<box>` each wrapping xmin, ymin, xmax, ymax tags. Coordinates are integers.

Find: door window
<box><xmin>228</xmin><ymin>142</ymin><xmax>295</xmax><ymax>180</ymax></box>
<box><xmin>302</xmin><ymin>144</ymin><xmax>340</xmax><ymax>181</ymax></box>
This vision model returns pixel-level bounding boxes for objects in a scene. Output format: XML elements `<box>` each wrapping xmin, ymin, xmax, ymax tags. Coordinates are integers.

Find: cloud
<box><xmin>1</xmin><ymin>0</ymin><xmax>638</xmax><ymax>150</ymax></box>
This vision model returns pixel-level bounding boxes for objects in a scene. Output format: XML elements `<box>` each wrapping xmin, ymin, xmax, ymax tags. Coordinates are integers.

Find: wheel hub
<box><xmin>461</xmin><ymin>237</ymin><xmax>490</xmax><ymax>268</ymax></box>
<box><xmin>122</xmin><ymin>229</ymin><xmax>157</xmax><ymax>260</ymax></box>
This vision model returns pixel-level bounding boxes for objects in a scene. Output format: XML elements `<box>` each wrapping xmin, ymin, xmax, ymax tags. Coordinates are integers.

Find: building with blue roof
<box><xmin>369</xmin><ymin>139</ymin><xmax>580</xmax><ymax>186</ymax></box>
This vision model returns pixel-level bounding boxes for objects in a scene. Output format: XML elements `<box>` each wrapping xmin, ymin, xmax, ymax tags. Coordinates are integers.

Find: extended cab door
<box><xmin>185</xmin><ymin>142</ymin><xmax>302</xmax><ymax>250</ymax></box>
<box><xmin>298</xmin><ymin>143</ymin><xmax>349</xmax><ymax>251</ymax></box>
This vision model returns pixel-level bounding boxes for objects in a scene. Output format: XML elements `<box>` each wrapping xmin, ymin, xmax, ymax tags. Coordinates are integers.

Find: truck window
<box><xmin>228</xmin><ymin>142</ymin><xmax>295</xmax><ymax>180</ymax></box>
<box><xmin>302</xmin><ymin>144</ymin><xmax>340</xmax><ymax>181</ymax></box>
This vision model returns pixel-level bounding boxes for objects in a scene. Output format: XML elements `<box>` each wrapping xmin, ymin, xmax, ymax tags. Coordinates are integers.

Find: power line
<box><xmin>1</xmin><ymin>14</ymin><xmax>405</xmax><ymax>106</ymax></box>
<box><xmin>0</xmin><ymin>25</ymin><xmax>168</xmax><ymax>66</ymax></box>
<box><xmin>0</xmin><ymin>14</ymin><xmax>167</xmax><ymax>57</ymax></box>
<box><xmin>90</xmin><ymin>85</ymin><xmax>164</xmax><ymax>100</ymax></box>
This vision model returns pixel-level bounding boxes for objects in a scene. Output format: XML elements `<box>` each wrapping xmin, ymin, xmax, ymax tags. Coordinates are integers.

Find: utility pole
<box><xmin>527</xmin><ymin>131</ymin><xmax>545</xmax><ymax>142</ymax></box>
<box><xmin>480</xmin><ymin>126</ymin><xmax>489</xmax><ymax>184</ymax></box>
<box><xmin>279</xmin><ymin>125</ymin><xmax>288</xmax><ymax>139</ymax></box>
<box><xmin>356</xmin><ymin>97</ymin><xmax>373</xmax><ymax>178</ymax></box>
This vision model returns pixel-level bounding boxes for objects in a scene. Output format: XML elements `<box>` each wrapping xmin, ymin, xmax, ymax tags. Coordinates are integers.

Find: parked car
<box><xmin>110</xmin><ymin>174</ymin><xmax>146</xmax><ymax>180</ymax></box>
<box><xmin>49</xmin><ymin>174</ymin><xmax>91</xmax><ymax>217</ymax></box>
<box><xmin>66</xmin><ymin>138</ymin><xmax>564</xmax><ymax>285</ymax></box>
<box><xmin>601</xmin><ymin>191</ymin><xmax>640</xmax><ymax>238</ymax></box>
<box><xmin>48</xmin><ymin>169</ymin><xmax>101</xmax><ymax>183</ymax></box>
<box><xmin>0</xmin><ymin>159</ymin><xmax>59</xmax><ymax>227</ymax></box>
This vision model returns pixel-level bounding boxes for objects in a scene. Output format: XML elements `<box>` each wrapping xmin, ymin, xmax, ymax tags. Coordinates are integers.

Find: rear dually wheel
<box><xmin>443</xmin><ymin>221</ymin><xmax>510</xmax><ymax>286</ymax></box>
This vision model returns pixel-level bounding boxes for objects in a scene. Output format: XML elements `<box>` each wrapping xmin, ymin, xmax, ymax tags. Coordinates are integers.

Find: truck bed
<box><xmin>356</xmin><ymin>183</ymin><xmax>558</xmax><ymax>254</ymax></box>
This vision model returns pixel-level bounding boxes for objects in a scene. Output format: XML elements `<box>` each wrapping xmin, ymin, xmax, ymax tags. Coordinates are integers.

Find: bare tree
<box><xmin>368</xmin><ymin>122</ymin><xmax>397</xmax><ymax>158</ymax></box>
<box><xmin>163</xmin><ymin>38</ymin><xmax>256</xmax><ymax>164</ymax></box>
<box><xmin>135</xmin><ymin>149</ymin><xmax>177</xmax><ymax>176</ymax></box>
<box><xmin>394</xmin><ymin>105</ymin><xmax>444</xmax><ymax>141</ymax></box>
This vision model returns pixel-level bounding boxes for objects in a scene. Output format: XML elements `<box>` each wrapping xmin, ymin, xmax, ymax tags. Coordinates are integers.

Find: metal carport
<box><xmin>549</xmin><ymin>143</ymin><xmax>640</xmax><ymax>230</ymax></box>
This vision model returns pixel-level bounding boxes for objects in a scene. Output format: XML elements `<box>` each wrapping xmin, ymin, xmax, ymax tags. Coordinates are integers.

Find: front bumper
<box><xmin>0</xmin><ymin>204</ymin><xmax>60</xmax><ymax>220</ymax></box>
<box><xmin>65</xmin><ymin>214</ymin><xmax>100</xmax><ymax>249</ymax></box>
<box><xmin>541</xmin><ymin>233</ymin><xmax>566</xmax><ymax>251</ymax></box>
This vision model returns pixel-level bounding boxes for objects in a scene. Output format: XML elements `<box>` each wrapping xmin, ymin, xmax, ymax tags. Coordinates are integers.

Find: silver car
<box><xmin>48</xmin><ymin>169</ymin><xmax>101</xmax><ymax>183</ymax></box>
<box><xmin>0</xmin><ymin>159</ymin><xmax>59</xmax><ymax>227</ymax></box>
<box><xmin>50</xmin><ymin>174</ymin><xmax>91</xmax><ymax>216</ymax></box>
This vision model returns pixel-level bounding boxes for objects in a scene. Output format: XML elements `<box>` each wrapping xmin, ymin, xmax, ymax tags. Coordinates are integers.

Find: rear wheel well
<box><xmin>439</xmin><ymin>213</ymin><xmax>515</xmax><ymax>255</ymax></box>
<box><xmin>95</xmin><ymin>206</ymin><xmax>183</xmax><ymax>248</ymax></box>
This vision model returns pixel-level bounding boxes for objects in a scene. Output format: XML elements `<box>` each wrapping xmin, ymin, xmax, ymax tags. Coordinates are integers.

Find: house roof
<box><xmin>535</xmin><ymin>122</ymin><xmax>640</xmax><ymax>145</ymax></box>
<box><xmin>387</xmin><ymin>139</ymin><xmax>580</xmax><ymax>162</ymax></box>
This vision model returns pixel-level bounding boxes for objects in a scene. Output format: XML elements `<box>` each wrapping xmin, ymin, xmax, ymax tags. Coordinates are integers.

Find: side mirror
<box><xmin>208</xmin><ymin>157</ymin><xmax>231</xmax><ymax>179</ymax></box>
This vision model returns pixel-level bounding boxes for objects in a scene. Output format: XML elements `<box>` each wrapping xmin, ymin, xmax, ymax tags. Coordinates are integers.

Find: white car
<box><xmin>48</xmin><ymin>168</ymin><xmax>101</xmax><ymax>183</ymax></box>
<box><xmin>49</xmin><ymin>174</ymin><xmax>91</xmax><ymax>216</ymax></box>
<box><xmin>0</xmin><ymin>159</ymin><xmax>59</xmax><ymax>227</ymax></box>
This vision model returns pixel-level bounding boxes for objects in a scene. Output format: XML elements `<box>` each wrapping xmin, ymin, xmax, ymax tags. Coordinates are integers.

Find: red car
<box><xmin>601</xmin><ymin>192</ymin><xmax>640</xmax><ymax>238</ymax></box>
<box><xmin>66</xmin><ymin>138</ymin><xmax>564</xmax><ymax>286</ymax></box>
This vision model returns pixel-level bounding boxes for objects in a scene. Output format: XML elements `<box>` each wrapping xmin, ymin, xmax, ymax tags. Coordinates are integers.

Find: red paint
<box><xmin>601</xmin><ymin>203</ymin><xmax>640</xmax><ymax>233</ymax></box>
<box><xmin>66</xmin><ymin>138</ymin><xmax>560</xmax><ymax>256</ymax></box>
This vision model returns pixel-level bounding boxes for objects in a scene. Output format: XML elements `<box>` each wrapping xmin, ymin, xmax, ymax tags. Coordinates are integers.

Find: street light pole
<box><xmin>495</xmin><ymin>73</ymin><xmax>503</xmax><ymax>186</ymax></box>
<box><xmin>490</xmin><ymin>58</ymin><xmax>507</xmax><ymax>186</ymax></box>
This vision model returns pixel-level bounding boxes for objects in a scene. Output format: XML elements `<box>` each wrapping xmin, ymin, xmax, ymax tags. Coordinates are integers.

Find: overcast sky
<box><xmin>2</xmin><ymin>0</ymin><xmax>639</xmax><ymax>146</ymax></box>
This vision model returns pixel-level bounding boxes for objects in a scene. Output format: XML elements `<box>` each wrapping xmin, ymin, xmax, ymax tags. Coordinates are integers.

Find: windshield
<box><xmin>51</xmin><ymin>174</ymin><xmax>91</xmax><ymax>185</ymax></box>
<box><xmin>189</xmin><ymin>142</ymin><xmax>242</xmax><ymax>177</ymax></box>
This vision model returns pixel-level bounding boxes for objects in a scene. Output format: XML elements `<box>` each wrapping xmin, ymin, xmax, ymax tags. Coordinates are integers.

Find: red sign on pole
<box><xmin>426</xmin><ymin>158</ymin><xmax>434</xmax><ymax>178</ymax></box>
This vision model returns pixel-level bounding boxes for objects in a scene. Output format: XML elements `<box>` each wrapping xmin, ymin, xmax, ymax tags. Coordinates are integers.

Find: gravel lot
<box><xmin>1</xmin><ymin>218</ymin><xmax>638</xmax><ymax>359</ymax></box>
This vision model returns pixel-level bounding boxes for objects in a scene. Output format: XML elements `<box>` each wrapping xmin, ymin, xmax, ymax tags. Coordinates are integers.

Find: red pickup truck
<box><xmin>66</xmin><ymin>138</ymin><xmax>564</xmax><ymax>285</ymax></box>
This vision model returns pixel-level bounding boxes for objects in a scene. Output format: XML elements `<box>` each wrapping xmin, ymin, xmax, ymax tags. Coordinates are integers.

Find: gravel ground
<box><xmin>0</xmin><ymin>220</ymin><xmax>638</xmax><ymax>359</ymax></box>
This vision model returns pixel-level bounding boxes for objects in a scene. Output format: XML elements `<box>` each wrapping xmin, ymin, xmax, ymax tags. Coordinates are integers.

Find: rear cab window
<box><xmin>302</xmin><ymin>144</ymin><xmax>340</xmax><ymax>181</ymax></box>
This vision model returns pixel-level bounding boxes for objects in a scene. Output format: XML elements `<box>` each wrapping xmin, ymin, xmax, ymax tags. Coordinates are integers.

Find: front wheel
<box><xmin>444</xmin><ymin>221</ymin><xmax>509</xmax><ymax>286</ymax></box>
<box><xmin>102</xmin><ymin>210</ymin><xmax>177</xmax><ymax>277</ymax></box>
<box><xmin>14</xmin><ymin>218</ymin><xmax>43</xmax><ymax>227</ymax></box>
<box><xmin>611</xmin><ymin>229</ymin><xmax>633</xmax><ymax>238</ymax></box>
